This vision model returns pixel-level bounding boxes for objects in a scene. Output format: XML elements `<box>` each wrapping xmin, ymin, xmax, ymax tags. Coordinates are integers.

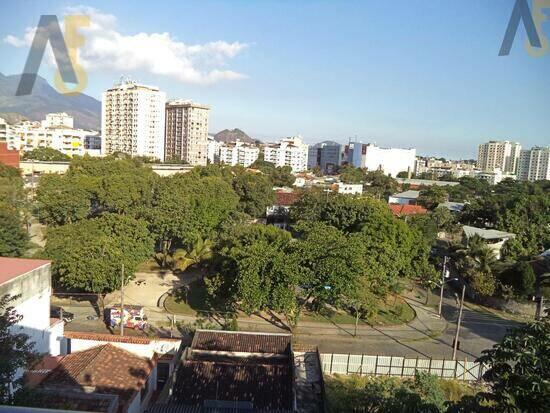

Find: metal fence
<box><xmin>320</xmin><ymin>353</ymin><xmax>484</xmax><ymax>381</ymax></box>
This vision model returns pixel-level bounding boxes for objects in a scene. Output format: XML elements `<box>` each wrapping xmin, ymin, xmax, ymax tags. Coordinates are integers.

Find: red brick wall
<box><xmin>0</xmin><ymin>142</ymin><xmax>20</xmax><ymax>168</ymax></box>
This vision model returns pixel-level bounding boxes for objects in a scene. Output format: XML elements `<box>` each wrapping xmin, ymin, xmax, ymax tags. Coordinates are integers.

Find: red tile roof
<box><xmin>0</xmin><ymin>257</ymin><xmax>50</xmax><ymax>285</ymax></box>
<box><xmin>64</xmin><ymin>331</ymin><xmax>152</xmax><ymax>344</ymax></box>
<box><xmin>388</xmin><ymin>203</ymin><xmax>428</xmax><ymax>217</ymax></box>
<box><xmin>192</xmin><ymin>331</ymin><xmax>291</xmax><ymax>354</ymax></box>
<box><xmin>40</xmin><ymin>344</ymin><xmax>154</xmax><ymax>408</ymax></box>
<box><xmin>275</xmin><ymin>191</ymin><xmax>298</xmax><ymax>206</ymax></box>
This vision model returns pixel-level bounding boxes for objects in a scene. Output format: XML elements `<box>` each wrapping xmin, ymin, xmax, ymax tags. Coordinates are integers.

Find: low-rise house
<box><xmin>154</xmin><ymin>330</ymin><xmax>324</xmax><ymax>412</ymax></box>
<box><xmin>438</xmin><ymin>201</ymin><xmax>466</xmax><ymax>213</ymax></box>
<box><xmin>29</xmin><ymin>344</ymin><xmax>157</xmax><ymax>413</ymax></box>
<box><xmin>388</xmin><ymin>190</ymin><xmax>420</xmax><ymax>205</ymax></box>
<box><xmin>388</xmin><ymin>204</ymin><xmax>428</xmax><ymax>217</ymax></box>
<box><xmin>336</xmin><ymin>183</ymin><xmax>363</xmax><ymax>195</ymax></box>
<box><xmin>266</xmin><ymin>190</ymin><xmax>299</xmax><ymax>229</ymax></box>
<box><xmin>462</xmin><ymin>225</ymin><xmax>516</xmax><ymax>259</ymax></box>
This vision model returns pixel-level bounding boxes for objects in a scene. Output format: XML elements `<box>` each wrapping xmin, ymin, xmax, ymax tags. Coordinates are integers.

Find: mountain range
<box><xmin>214</xmin><ymin>128</ymin><xmax>255</xmax><ymax>144</ymax></box>
<box><xmin>0</xmin><ymin>72</ymin><xmax>101</xmax><ymax>130</ymax></box>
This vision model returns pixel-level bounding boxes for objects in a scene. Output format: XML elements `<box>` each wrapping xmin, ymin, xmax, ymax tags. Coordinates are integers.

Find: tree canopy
<box><xmin>44</xmin><ymin>214</ymin><xmax>154</xmax><ymax>293</ymax></box>
<box><xmin>21</xmin><ymin>147</ymin><xmax>70</xmax><ymax>161</ymax></box>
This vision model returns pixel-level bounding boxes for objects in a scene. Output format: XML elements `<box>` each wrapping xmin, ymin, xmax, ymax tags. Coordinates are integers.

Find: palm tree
<box><xmin>457</xmin><ymin>235</ymin><xmax>497</xmax><ymax>296</ymax></box>
<box><xmin>172</xmin><ymin>237</ymin><xmax>213</xmax><ymax>272</ymax></box>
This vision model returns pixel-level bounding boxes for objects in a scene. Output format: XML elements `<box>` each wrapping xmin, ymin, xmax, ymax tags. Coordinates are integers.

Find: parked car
<box><xmin>50</xmin><ymin>306</ymin><xmax>74</xmax><ymax>323</ymax></box>
<box><xmin>108</xmin><ymin>305</ymin><xmax>148</xmax><ymax>330</ymax></box>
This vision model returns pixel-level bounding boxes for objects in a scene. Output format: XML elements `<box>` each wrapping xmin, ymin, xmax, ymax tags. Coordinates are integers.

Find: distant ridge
<box><xmin>0</xmin><ymin>72</ymin><xmax>101</xmax><ymax>130</ymax></box>
<box><xmin>214</xmin><ymin>128</ymin><xmax>255</xmax><ymax>144</ymax></box>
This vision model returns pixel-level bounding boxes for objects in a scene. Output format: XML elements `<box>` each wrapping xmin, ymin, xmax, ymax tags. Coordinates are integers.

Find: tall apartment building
<box><xmin>6</xmin><ymin>114</ymin><xmax>98</xmax><ymax>157</ymax></box>
<box><xmin>165</xmin><ymin>100</ymin><xmax>210</xmax><ymax>165</ymax></box>
<box><xmin>477</xmin><ymin>140</ymin><xmax>521</xmax><ymax>173</ymax></box>
<box><xmin>219</xmin><ymin>140</ymin><xmax>260</xmax><ymax>167</ymax></box>
<box><xmin>102</xmin><ymin>79</ymin><xmax>166</xmax><ymax>161</ymax></box>
<box><xmin>346</xmin><ymin>142</ymin><xmax>416</xmax><ymax>177</ymax></box>
<box><xmin>0</xmin><ymin>117</ymin><xmax>10</xmax><ymax>141</ymax></box>
<box><xmin>308</xmin><ymin>141</ymin><xmax>342</xmax><ymax>173</ymax></box>
<box><xmin>263</xmin><ymin>136</ymin><xmax>309</xmax><ymax>173</ymax></box>
<box><xmin>517</xmin><ymin>146</ymin><xmax>550</xmax><ymax>181</ymax></box>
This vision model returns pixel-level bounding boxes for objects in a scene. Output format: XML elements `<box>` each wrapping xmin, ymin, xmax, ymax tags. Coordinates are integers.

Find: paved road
<box><xmin>60</xmin><ymin>287</ymin><xmax>521</xmax><ymax>359</ymax></box>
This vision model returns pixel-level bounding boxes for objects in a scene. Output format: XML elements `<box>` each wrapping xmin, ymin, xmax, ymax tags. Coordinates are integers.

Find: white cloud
<box><xmin>3</xmin><ymin>6</ymin><xmax>249</xmax><ymax>85</ymax></box>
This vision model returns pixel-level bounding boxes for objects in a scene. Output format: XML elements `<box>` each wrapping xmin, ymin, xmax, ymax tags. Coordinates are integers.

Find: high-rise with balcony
<box><xmin>164</xmin><ymin>100</ymin><xmax>210</xmax><ymax>165</ymax></box>
<box><xmin>263</xmin><ymin>136</ymin><xmax>309</xmax><ymax>173</ymax></box>
<box><xmin>477</xmin><ymin>140</ymin><xmax>521</xmax><ymax>174</ymax></box>
<box><xmin>101</xmin><ymin>79</ymin><xmax>166</xmax><ymax>161</ymax></box>
<box><xmin>517</xmin><ymin>147</ymin><xmax>550</xmax><ymax>181</ymax></box>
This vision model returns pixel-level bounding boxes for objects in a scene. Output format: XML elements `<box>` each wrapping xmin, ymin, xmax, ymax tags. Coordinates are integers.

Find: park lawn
<box><xmin>165</xmin><ymin>283</ymin><xmax>415</xmax><ymax>327</ymax></box>
<box><xmin>370</xmin><ymin>296</ymin><xmax>416</xmax><ymax>326</ymax></box>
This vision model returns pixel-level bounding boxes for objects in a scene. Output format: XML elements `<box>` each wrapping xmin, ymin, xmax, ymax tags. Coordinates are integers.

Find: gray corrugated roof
<box><xmin>463</xmin><ymin>225</ymin><xmax>515</xmax><ymax>240</ymax></box>
<box><xmin>391</xmin><ymin>190</ymin><xmax>421</xmax><ymax>199</ymax></box>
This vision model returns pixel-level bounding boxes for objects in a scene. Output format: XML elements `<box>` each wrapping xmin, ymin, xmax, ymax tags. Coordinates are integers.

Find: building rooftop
<box><xmin>389</xmin><ymin>204</ymin><xmax>428</xmax><ymax>216</ymax></box>
<box><xmin>391</xmin><ymin>190</ymin><xmax>421</xmax><ymax>199</ymax></box>
<box><xmin>39</xmin><ymin>344</ymin><xmax>154</xmax><ymax>408</ymax></box>
<box><xmin>274</xmin><ymin>191</ymin><xmax>299</xmax><ymax>207</ymax></box>
<box><xmin>0</xmin><ymin>257</ymin><xmax>50</xmax><ymax>286</ymax></box>
<box><xmin>170</xmin><ymin>330</ymin><xmax>294</xmax><ymax>410</ymax></box>
<box><xmin>191</xmin><ymin>330</ymin><xmax>291</xmax><ymax>355</ymax></box>
<box><xmin>463</xmin><ymin>225</ymin><xmax>516</xmax><ymax>241</ymax></box>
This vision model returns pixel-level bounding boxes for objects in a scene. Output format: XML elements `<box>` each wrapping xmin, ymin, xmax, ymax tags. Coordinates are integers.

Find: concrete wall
<box><xmin>19</xmin><ymin>161</ymin><xmax>194</xmax><ymax>177</ymax></box>
<box><xmin>1</xmin><ymin>264</ymin><xmax>52</xmax><ymax>354</ymax></box>
<box><xmin>66</xmin><ymin>337</ymin><xmax>180</xmax><ymax>358</ymax></box>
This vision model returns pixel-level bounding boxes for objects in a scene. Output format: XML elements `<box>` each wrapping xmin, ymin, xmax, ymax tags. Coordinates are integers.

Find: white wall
<box><xmin>66</xmin><ymin>337</ymin><xmax>180</xmax><ymax>358</ymax></box>
<box><xmin>363</xmin><ymin>145</ymin><xmax>416</xmax><ymax>177</ymax></box>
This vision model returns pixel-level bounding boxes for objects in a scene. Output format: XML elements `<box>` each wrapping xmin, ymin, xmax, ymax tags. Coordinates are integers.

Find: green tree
<box><xmin>0</xmin><ymin>207</ymin><xmax>29</xmax><ymax>257</ymax></box>
<box><xmin>498</xmin><ymin>261</ymin><xmax>536</xmax><ymax>297</ymax></box>
<box><xmin>36</xmin><ymin>174</ymin><xmax>91</xmax><ymax>226</ymax></box>
<box><xmin>456</xmin><ymin>235</ymin><xmax>497</xmax><ymax>296</ymax></box>
<box><xmin>0</xmin><ymin>295</ymin><xmax>39</xmax><ymax>404</ymax></box>
<box><xmin>292</xmin><ymin>221</ymin><xmax>365</xmax><ymax>324</ymax></box>
<box><xmin>250</xmin><ymin>159</ymin><xmax>296</xmax><ymax>186</ymax></box>
<box><xmin>396</xmin><ymin>171</ymin><xmax>409</xmax><ymax>178</ymax></box>
<box><xmin>418</xmin><ymin>186</ymin><xmax>448</xmax><ymax>210</ymax></box>
<box><xmin>208</xmin><ymin>225</ymin><xmax>299</xmax><ymax>322</ymax></box>
<box><xmin>232</xmin><ymin>172</ymin><xmax>275</xmax><ymax>217</ymax></box>
<box><xmin>475</xmin><ymin>314</ymin><xmax>550</xmax><ymax>412</ymax></box>
<box><xmin>290</xmin><ymin>190</ymin><xmax>386</xmax><ymax>232</ymax></box>
<box><xmin>21</xmin><ymin>147</ymin><xmax>70</xmax><ymax>161</ymax></box>
<box><xmin>147</xmin><ymin>174</ymin><xmax>238</xmax><ymax>265</ymax></box>
<box><xmin>364</xmin><ymin>171</ymin><xmax>398</xmax><ymax>199</ymax></box>
<box><xmin>0</xmin><ymin>164</ymin><xmax>21</xmax><ymax>179</ymax></box>
<box><xmin>339</xmin><ymin>165</ymin><xmax>364</xmax><ymax>184</ymax></box>
<box><xmin>44</xmin><ymin>214</ymin><xmax>154</xmax><ymax>294</ymax></box>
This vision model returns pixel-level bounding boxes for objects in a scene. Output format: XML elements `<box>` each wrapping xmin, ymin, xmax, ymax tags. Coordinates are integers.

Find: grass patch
<box><xmin>370</xmin><ymin>296</ymin><xmax>415</xmax><ymax>326</ymax></box>
<box><xmin>164</xmin><ymin>280</ymin><xmax>232</xmax><ymax>316</ymax></box>
<box><xmin>137</xmin><ymin>258</ymin><xmax>163</xmax><ymax>272</ymax></box>
<box><xmin>325</xmin><ymin>373</ymin><xmax>480</xmax><ymax>413</ymax></box>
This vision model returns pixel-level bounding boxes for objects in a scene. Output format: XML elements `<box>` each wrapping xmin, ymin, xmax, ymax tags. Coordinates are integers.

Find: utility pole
<box><xmin>438</xmin><ymin>256</ymin><xmax>448</xmax><ymax>317</ymax></box>
<box><xmin>452</xmin><ymin>284</ymin><xmax>466</xmax><ymax>360</ymax></box>
<box><xmin>120</xmin><ymin>263</ymin><xmax>124</xmax><ymax>337</ymax></box>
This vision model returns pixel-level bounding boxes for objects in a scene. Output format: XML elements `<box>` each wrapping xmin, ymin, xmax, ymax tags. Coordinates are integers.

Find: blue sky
<box><xmin>0</xmin><ymin>0</ymin><xmax>548</xmax><ymax>158</ymax></box>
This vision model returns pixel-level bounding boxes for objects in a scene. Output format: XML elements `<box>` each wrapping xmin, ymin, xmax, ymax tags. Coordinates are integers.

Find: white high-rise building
<box><xmin>41</xmin><ymin>112</ymin><xmax>74</xmax><ymax>129</ymax></box>
<box><xmin>517</xmin><ymin>147</ymin><xmax>550</xmax><ymax>181</ymax></box>
<box><xmin>102</xmin><ymin>79</ymin><xmax>166</xmax><ymax>161</ymax></box>
<box><xmin>477</xmin><ymin>140</ymin><xmax>521</xmax><ymax>173</ymax></box>
<box><xmin>263</xmin><ymin>136</ymin><xmax>309</xmax><ymax>172</ymax></box>
<box><xmin>6</xmin><ymin>114</ymin><xmax>98</xmax><ymax>157</ymax></box>
<box><xmin>347</xmin><ymin>142</ymin><xmax>416</xmax><ymax>177</ymax></box>
<box><xmin>165</xmin><ymin>100</ymin><xmax>210</xmax><ymax>165</ymax></box>
<box><xmin>219</xmin><ymin>140</ymin><xmax>260</xmax><ymax>167</ymax></box>
<box><xmin>207</xmin><ymin>135</ymin><xmax>221</xmax><ymax>164</ymax></box>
